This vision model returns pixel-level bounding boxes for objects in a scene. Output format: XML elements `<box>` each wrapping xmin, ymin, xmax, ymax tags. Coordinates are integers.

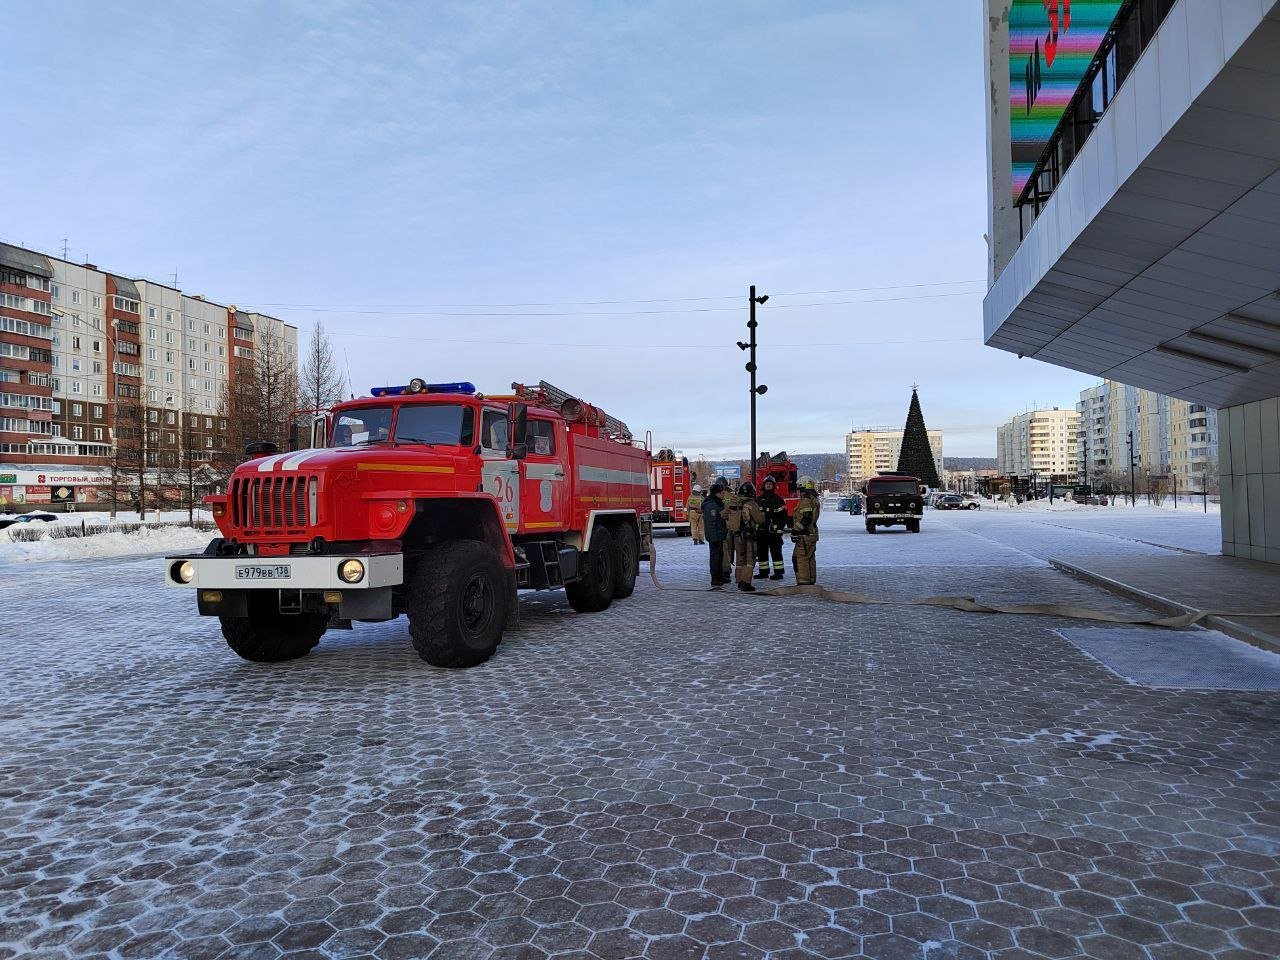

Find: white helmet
<box><xmin>692</xmin><ymin>483</ymin><xmax>702</xmax><ymax>493</ymax></box>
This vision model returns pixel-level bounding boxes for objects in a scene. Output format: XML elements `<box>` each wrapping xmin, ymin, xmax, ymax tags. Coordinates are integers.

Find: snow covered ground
<box><xmin>0</xmin><ymin>509</ymin><xmax>215</xmax><ymax>563</ymax></box>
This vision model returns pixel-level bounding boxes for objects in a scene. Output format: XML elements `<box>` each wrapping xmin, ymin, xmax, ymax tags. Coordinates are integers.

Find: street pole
<box><xmin>1127</xmin><ymin>430</ymin><xmax>1136</xmax><ymax>508</ymax></box>
<box><xmin>740</xmin><ymin>287</ymin><xmax>768</xmax><ymax>487</ymax></box>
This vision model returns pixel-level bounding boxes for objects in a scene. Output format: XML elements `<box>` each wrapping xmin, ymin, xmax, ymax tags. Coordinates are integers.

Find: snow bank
<box><xmin>0</xmin><ymin>525</ymin><xmax>214</xmax><ymax>563</ymax></box>
<box><xmin>989</xmin><ymin>498</ymin><xmax>1219</xmax><ymax>516</ymax></box>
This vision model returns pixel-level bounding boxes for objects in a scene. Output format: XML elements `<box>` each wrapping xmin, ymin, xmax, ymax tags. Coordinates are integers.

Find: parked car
<box><xmin>936</xmin><ymin>494</ymin><xmax>979</xmax><ymax>511</ymax></box>
<box><xmin>14</xmin><ymin>512</ymin><xmax>58</xmax><ymax>523</ymax></box>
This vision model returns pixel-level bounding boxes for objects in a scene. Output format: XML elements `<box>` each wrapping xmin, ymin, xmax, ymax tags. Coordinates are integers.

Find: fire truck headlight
<box><xmin>172</xmin><ymin>560</ymin><xmax>195</xmax><ymax>584</ymax></box>
<box><xmin>338</xmin><ymin>559</ymin><xmax>366</xmax><ymax>584</ymax></box>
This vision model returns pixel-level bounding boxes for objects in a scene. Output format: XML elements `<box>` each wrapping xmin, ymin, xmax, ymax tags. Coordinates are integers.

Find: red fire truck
<box><xmin>755</xmin><ymin>451</ymin><xmax>800</xmax><ymax>519</ymax></box>
<box><xmin>166</xmin><ymin>379</ymin><xmax>653</xmax><ymax>669</ymax></box>
<box><xmin>649</xmin><ymin>448</ymin><xmax>691</xmax><ymax>535</ymax></box>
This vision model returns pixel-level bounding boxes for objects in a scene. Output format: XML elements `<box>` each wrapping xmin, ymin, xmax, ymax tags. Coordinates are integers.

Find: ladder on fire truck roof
<box><xmin>512</xmin><ymin>380</ymin><xmax>632</xmax><ymax>441</ymax></box>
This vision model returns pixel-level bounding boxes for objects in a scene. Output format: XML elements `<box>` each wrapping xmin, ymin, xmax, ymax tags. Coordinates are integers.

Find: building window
<box><xmin>92</xmin><ymin>295</ymin><xmax>102</xmax><ymax>308</ymax></box>
<box><xmin>148</xmin><ymin>307</ymin><xmax>156</xmax><ymax>319</ymax></box>
<box><xmin>92</xmin><ymin>427</ymin><xmax>103</xmax><ymax>441</ymax></box>
<box><xmin>71</xmin><ymin>290</ymin><xmax>81</xmax><ymax>305</ymax></box>
<box><xmin>91</xmin><ymin>405</ymin><xmax>103</xmax><ymax>418</ymax></box>
<box><xmin>72</xmin><ymin>426</ymin><xmax>84</xmax><ymax>440</ymax></box>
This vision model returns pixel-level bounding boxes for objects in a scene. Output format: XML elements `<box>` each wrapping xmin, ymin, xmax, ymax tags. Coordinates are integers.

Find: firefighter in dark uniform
<box><xmin>701</xmin><ymin>481</ymin><xmax>729</xmax><ymax>587</ymax></box>
<box><xmin>791</xmin><ymin>478</ymin><xmax>821</xmax><ymax>586</ymax></box>
<box><xmin>754</xmin><ymin>476</ymin><xmax>788</xmax><ymax>580</ymax></box>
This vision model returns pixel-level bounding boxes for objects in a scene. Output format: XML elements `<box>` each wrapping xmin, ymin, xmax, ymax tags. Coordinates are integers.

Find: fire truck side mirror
<box><xmin>288</xmin><ymin>421</ymin><xmax>300</xmax><ymax>452</ymax></box>
<box><xmin>507</xmin><ymin>402</ymin><xmax>528</xmax><ymax>460</ymax></box>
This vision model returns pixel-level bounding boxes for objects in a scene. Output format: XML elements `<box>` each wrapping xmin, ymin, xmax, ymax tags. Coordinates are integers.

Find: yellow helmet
<box><xmin>799</xmin><ymin>476</ymin><xmax>817</xmax><ymax>491</ymax></box>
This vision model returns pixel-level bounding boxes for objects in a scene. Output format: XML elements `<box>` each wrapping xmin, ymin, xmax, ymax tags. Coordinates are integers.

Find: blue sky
<box><xmin>5</xmin><ymin>1</ymin><xmax>1095</xmax><ymax>458</ymax></box>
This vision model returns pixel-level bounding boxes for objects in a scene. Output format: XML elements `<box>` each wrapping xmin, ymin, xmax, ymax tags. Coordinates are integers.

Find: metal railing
<box><xmin>1017</xmin><ymin>0</ymin><xmax>1178</xmax><ymax>238</ymax></box>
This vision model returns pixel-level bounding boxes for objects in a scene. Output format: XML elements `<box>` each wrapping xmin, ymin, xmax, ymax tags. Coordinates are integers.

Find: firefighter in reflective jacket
<box><xmin>726</xmin><ymin>481</ymin><xmax>765</xmax><ymax>592</ymax></box>
<box><xmin>791</xmin><ymin>478</ymin><xmax>821</xmax><ymax>586</ymax></box>
<box><xmin>687</xmin><ymin>484</ymin><xmax>706</xmax><ymax>544</ymax></box>
<box><xmin>755</xmin><ymin>477</ymin><xmax>788</xmax><ymax>580</ymax></box>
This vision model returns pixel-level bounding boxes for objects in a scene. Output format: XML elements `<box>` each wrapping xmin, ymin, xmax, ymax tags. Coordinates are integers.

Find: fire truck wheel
<box><xmin>565</xmin><ymin>526</ymin><xmax>615</xmax><ymax>613</ymax></box>
<box><xmin>408</xmin><ymin>541</ymin><xmax>507</xmax><ymax>668</ymax></box>
<box><xmin>220</xmin><ymin>594</ymin><xmax>326</xmax><ymax>663</ymax></box>
<box><xmin>612</xmin><ymin>523</ymin><xmax>639</xmax><ymax>600</ymax></box>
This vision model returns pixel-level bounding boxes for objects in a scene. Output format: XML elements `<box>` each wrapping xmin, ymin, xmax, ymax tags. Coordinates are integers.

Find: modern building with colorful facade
<box><xmin>984</xmin><ymin>0</ymin><xmax>1280</xmax><ymax>561</ymax></box>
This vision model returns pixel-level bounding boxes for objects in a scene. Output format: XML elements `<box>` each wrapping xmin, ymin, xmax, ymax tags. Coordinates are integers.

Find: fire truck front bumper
<box><xmin>165</xmin><ymin>552</ymin><xmax>404</xmax><ymax>620</ymax></box>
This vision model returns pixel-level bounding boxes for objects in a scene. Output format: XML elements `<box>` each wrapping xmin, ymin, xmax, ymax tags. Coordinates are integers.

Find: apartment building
<box><xmin>846</xmin><ymin>427</ymin><xmax>943</xmax><ymax>486</ymax></box>
<box><xmin>1074</xmin><ymin>380</ymin><xmax>1219</xmax><ymax>491</ymax></box>
<box><xmin>995</xmin><ymin>408</ymin><xmax>1079</xmax><ymax>480</ymax></box>
<box><xmin>0</xmin><ymin>241</ymin><xmax>297</xmax><ymax>504</ymax></box>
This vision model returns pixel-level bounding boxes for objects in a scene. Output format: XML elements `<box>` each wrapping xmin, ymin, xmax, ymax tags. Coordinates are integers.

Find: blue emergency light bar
<box><xmin>370</xmin><ymin>379</ymin><xmax>476</xmax><ymax>397</ymax></box>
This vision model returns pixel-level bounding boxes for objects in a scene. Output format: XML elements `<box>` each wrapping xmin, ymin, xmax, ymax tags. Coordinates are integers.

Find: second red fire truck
<box><xmin>166</xmin><ymin>379</ymin><xmax>653</xmax><ymax>669</ymax></box>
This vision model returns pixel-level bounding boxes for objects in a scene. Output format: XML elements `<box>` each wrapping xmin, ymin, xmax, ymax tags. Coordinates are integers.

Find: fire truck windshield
<box><xmin>393</xmin><ymin>404</ymin><xmax>475</xmax><ymax>446</ymax></box>
<box><xmin>332</xmin><ymin>407</ymin><xmax>393</xmax><ymax>447</ymax></box>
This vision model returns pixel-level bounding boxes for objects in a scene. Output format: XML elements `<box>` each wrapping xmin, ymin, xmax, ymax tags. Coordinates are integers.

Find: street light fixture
<box><xmin>742</xmin><ymin>286</ymin><xmax>769</xmax><ymax>482</ymax></box>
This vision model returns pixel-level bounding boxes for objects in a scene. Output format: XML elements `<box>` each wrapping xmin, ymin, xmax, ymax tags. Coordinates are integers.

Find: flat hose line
<box><xmin>644</xmin><ymin>535</ymin><xmax>1280</xmax><ymax>631</ymax></box>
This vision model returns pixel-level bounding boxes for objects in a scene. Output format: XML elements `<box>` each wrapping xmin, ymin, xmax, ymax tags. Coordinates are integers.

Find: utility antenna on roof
<box><xmin>62</xmin><ymin>237</ymin><xmax>69</xmax><ymax>259</ymax></box>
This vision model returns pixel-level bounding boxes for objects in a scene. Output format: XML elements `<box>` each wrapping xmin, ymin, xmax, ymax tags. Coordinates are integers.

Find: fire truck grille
<box><xmin>231</xmin><ymin>474</ymin><xmax>315</xmax><ymax>532</ymax></box>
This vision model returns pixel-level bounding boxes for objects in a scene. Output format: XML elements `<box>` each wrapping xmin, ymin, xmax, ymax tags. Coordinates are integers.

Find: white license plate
<box><xmin>234</xmin><ymin>564</ymin><xmax>292</xmax><ymax>580</ymax></box>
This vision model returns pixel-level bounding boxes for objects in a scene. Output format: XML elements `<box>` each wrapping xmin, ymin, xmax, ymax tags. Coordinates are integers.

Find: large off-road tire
<box><xmin>865</xmin><ymin>521</ymin><xmax>876</xmax><ymax>534</ymax></box>
<box><xmin>612</xmin><ymin>523</ymin><xmax>639</xmax><ymax>599</ymax></box>
<box><xmin>908</xmin><ymin>519</ymin><xmax>921</xmax><ymax>533</ymax></box>
<box><xmin>220</xmin><ymin>593</ymin><xmax>326</xmax><ymax>663</ymax></box>
<box><xmin>565</xmin><ymin>526</ymin><xmax>615</xmax><ymax>613</ymax></box>
<box><xmin>408</xmin><ymin>541</ymin><xmax>507</xmax><ymax>668</ymax></box>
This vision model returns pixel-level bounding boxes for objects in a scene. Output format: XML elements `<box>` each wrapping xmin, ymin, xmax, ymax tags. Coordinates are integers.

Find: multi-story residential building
<box><xmin>995</xmin><ymin>407</ymin><xmax>1079</xmax><ymax>480</ymax></box>
<box><xmin>0</xmin><ymin>241</ymin><xmax>297</xmax><ymax>506</ymax></box>
<box><xmin>846</xmin><ymin>427</ymin><xmax>943</xmax><ymax>487</ymax></box>
<box><xmin>1073</xmin><ymin>380</ymin><xmax>1219</xmax><ymax>492</ymax></box>
<box><xmin>0</xmin><ymin>245</ymin><xmax>56</xmax><ymax>463</ymax></box>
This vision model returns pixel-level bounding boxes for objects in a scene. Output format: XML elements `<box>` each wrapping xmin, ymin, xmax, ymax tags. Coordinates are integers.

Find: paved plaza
<box><xmin>2</xmin><ymin>508</ymin><xmax>1278</xmax><ymax>960</ymax></box>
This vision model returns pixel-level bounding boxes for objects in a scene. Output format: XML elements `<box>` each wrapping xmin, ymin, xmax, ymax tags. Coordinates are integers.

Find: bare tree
<box><xmin>213</xmin><ymin>318</ymin><xmax>300</xmax><ymax>485</ymax></box>
<box><xmin>170</xmin><ymin>398</ymin><xmax>212</xmax><ymax>524</ymax></box>
<box><xmin>111</xmin><ymin>385</ymin><xmax>150</xmax><ymax>520</ymax></box>
<box><xmin>299</xmin><ymin>320</ymin><xmax>346</xmax><ymax>414</ymax></box>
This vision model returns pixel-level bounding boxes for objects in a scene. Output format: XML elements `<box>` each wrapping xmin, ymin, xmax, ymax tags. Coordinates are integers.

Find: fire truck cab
<box><xmin>755</xmin><ymin>451</ymin><xmax>800</xmax><ymax>519</ymax></box>
<box><xmin>166</xmin><ymin>379</ymin><xmax>653</xmax><ymax>668</ymax></box>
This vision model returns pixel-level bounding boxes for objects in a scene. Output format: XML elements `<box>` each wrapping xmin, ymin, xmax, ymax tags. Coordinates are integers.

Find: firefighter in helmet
<box><xmin>727</xmin><ymin>481</ymin><xmax>765</xmax><ymax>592</ymax></box>
<box><xmin>755</xmin><ymin>476</ymin><xmax>788</xmax><ymax>581</ymax></box>
<box><xmin>687</xmin><ymin>483</ymin><xmax>706</xmax><ymax>544</ymax></box>
<box><xmin>791</xmin><ymin>477</ymin><xmax>821</xmax><ymax>586</ymax></box>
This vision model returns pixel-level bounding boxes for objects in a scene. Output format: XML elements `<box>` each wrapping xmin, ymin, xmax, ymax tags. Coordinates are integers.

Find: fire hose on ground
<box><xmin>644</xmin><ymin>535</ymin><xmax>1280</xmax><ymax>631</ymax></box>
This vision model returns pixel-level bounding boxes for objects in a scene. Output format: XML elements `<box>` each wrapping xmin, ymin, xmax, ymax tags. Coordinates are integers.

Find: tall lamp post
<box><xmin>737</xmin><ymin>286</ymin><xmax>769</xmax><ymax>481</ymax></box>
<box><xmin>1127</xmin><ymin>429</ymin><xmax>1137</xmax><ymax>508</ymax></box>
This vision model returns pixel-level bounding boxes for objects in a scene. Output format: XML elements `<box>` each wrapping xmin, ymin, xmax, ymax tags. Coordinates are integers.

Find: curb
<box><xmin>1049</xmin><ymin>558</ymin><xmax>1280</xmax><ymax>655</ymax></box>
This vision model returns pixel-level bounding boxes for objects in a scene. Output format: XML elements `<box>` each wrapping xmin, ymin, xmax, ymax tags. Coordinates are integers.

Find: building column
<box><xmin>1218</xmin><ymin>398</ymin><xmax>1280</xmax><ymax>564</ymax></box>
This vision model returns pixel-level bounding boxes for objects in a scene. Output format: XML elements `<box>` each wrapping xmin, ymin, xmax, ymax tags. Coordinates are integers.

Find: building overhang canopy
<box><xmin>110</xmin><ymin>276</ymin><xmax>141</xmax><ymax>300</ymax></box>
<box><xmin>0</xmin><ymin>242</ymin><xmax>53</xmax><ymax>279</ymax></box>
<box><xmin>985</xmin><ymin>3</ymin><xmax>1280</xmax><ymax>409</ymax></box>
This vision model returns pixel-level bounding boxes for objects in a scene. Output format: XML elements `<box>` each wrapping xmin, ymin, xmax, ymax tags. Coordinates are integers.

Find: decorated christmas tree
<box><xmin>896</xmin><ymin>387</ymin><xmax>941</xmax><ymax>488</ymax></box>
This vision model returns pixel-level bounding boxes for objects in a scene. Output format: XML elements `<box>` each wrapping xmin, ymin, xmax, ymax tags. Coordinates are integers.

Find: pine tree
<box><xmin>896</xmin><ymin>388</ymin><xmax>941</xmax><ymax>488</ymax></box>
<box><xmin>299</xmin><ymin>320</ymin><xmax>346</xmax><ymax>413</ymax></box>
